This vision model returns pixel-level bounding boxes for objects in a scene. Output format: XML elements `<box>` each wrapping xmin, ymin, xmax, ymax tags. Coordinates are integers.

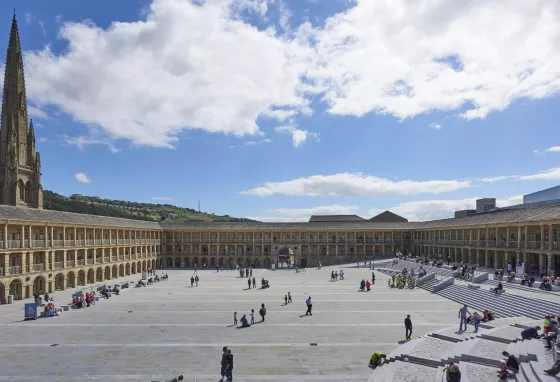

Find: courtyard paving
<box><xmin>0</xmin><ymin>265</ymin><xmax>464</xmax><ymax>381</ymax></box>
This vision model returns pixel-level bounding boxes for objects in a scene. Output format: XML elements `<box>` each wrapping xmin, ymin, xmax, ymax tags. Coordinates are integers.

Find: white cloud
<box><xmin>241</xmin><ymin>172</ymin><xmax>471</xmax><ymax>197</ymax></box>
<box><xmin>545</xmin><ymin>146</ymin><xmax>560</xmax><ymax>153</ymax></box>
<box><xmin>372</xmin><ymin>195</ymin><xmax>523</xmax><ymax>221</ymax></box>
<box><xmin>268</xmin><ymin>204</ymin><xmax>360</xmax><ymax>216</ymax></box>
<box><xmin>75</xmin><ymin>173</ymin><xmax>91</xmax><ymax>184</ymax></box>
<box><xmin>28</xmin><ymin>105</ymin><xmax>49</xmax><ymax>119</ymax></box>
<box><xmin>275</xmin><ymin>124</ymin><xmax>319</xmax><ymax>148</ymax></box>
<box><xmin>24</xmin><ymin>0</ymin><xmax>312</xmax><ymax>149</ymax></box>
<box><xmin>307</xmin><ymin>0</ymin><xmax>560</xmax><ymax>120</ymax></box>
<box><xmin>429</xmin><ymin>123</ymin><xmax>442</xmax><ymax>130</ymax></box>
<box><xmin>63</xmin><ymin>135</ymin><xmax>121</xmax><ymax>153</ymax></box>
<box><xmin>152</xmin><ymin>197</ymin><xmax>173</xmax><ymax>201</ymax></box>
<box><xmin>244</xmin><ymin>138</ymin><xmax>272</xmax><ymax>146</ymax></box>
<box><xmin>519</xmin><ymin>167</ymin><xmax>560</xmax><ymax>181</ymax></box>
<box><xmin>245</xmin><ymin>215</ymin><xmax>310</xmax><ymax>222</ymax></box>
<box><xmin>478</xmin><ymin>175</ymin><xmax>517</xmax><ymax>183</ymax></box>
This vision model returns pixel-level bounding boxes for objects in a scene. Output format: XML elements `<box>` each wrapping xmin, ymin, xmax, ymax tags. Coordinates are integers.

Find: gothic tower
<box><xmin>0</xmin><ymin>12</ymin><xmax>43</xmax><ymax>209</ymax></box>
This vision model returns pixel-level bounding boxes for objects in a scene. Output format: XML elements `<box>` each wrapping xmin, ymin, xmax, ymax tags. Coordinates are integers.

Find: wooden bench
<box><xmin>467</xmin><ymin>284</ymin><xmax>480</xmax><ymax>289</ymax></box>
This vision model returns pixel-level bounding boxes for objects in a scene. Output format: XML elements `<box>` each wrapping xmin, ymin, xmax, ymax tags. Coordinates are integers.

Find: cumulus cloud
<box><xmin>75</xmin><ymin>172</ymin><xmax>91</xmax><ymax>184</ymax></box>
<box><xmin>308</xmin><ymin>0</ymin><xmax>560</xmax><ymax>120</ymax></box>
<box><xmin>268</xmin><ymin>204</ymin><xmax>360</xmax><ymax>216</ymax></box>
<box><xmin>372</xmin><ymin>195</ymin><xmax>523</xmax><ymax>221</ymax></box>
<box><xmin>241</xmin><ymin>172</ymin><xmax>471</xmax><ymax>197</ymax></box>
<box><xmin>275</xmin><ymin>124</ymin><xmax>319</xmax><ymax>148</ymax></box>
<box><xmin>24</xmin><ymin>0</ymin><xmax>312</xmax><ymax>149</ymax></box>
<box><xmin>545</xmin><ymin>146</ymin><xmax>560</xmax><ymax>153</ymax></box>
<box><xmin>64</xmin><ymin>135</ymin><xmax>121</xmax><ymax>153</ymax></box>
<box><xmin>518</xmin><ymin>168</ymin><xmax>560</xmax><ymax>181</ymax></box>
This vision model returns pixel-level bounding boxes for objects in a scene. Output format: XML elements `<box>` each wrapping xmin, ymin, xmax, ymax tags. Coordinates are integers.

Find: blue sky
<box><xmin>2</xmin><ymin>0</ymin><xmax>560</xmax><ymax>222</ymax></box>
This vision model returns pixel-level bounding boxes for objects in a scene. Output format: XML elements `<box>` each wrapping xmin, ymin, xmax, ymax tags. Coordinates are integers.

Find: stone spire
<box><xmin>0</xmin><ymin>12</ymin><xmax>43</xmax><ymax>209</ymax></box>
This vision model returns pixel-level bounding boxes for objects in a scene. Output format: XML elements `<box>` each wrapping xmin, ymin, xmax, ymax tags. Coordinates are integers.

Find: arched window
<box><xmin>25</xmin><ymin>181</ymin><xmax>31</xmax><ymax>202</ymax></box>
<box><xmin>18</xmin><ymin>179</ymin><xmax>25</xmax><ymax>201</ymax></box>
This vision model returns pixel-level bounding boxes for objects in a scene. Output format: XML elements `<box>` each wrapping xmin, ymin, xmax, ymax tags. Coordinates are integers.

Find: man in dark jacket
<box><xmin>520</xmin><ymin>326</ymin><xmax>541</xmax><ymax>340</ymax></box>
<box><xmin>405</xmin><ymin>315</ymin><xmax>413</xmax><ymax>340</ymax></box>
<box><xmin>225</xmin><ymin>349</ymin><xmax>233</xmax><ymax>382</ymax></box>
<box><xmin>219</xmin><ymin>346</ymin><xmax>228</xmax><ymax>382</ymax></box>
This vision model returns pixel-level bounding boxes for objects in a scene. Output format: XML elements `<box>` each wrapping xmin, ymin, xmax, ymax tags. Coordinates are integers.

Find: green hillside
<box><xmin>43</xmin><ymin>190</ymin><xmax>255</xmax><ymax>223</ymax></box>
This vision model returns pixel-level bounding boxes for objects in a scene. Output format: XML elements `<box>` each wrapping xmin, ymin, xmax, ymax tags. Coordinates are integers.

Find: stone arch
<box><xmin>237</xmin><ymin>258</ymin><xmax>243</xmax><ymax>267</ymax></box>
<box><xmin>9</xmin><ymin>279</ymin><xmax>23</xmax><ymax>300</ymax></box>
<box><xmin>131</xmin><ymin>262</ymin><xmax>137</xmax><ymax>274</ymax></box>
<box><xmin>245</xmin><ymin>258</ymin><xmax>251</xmax><ymax>267</ymax></box>
<box><xmin>166</xmin><ymin>257</ymin><xmax>172</xmax><ymax>268</ymax></box>
<box><xmin>125</xmin><ymin>263</ymin><xmax>131</xmax><ymax>275</ymax></box>
<box><xmin>210</xmin><ymin>257</ymin><xmax>216</xmax><ymax>267</ymax></box>
<box><xmin>253</xmin><ymin>258</ymin><xmax>260</xmax><ymax>267</ymax></box>
<box><xmin>33</xmin><ymin>275</ymin><xmax>46</xmax><ymax>293</ymax></box>
<box><xmin>87</xmin><ymin>268</ymin><xmax>95</xmax><ymax>284</ymax></box>
<box><xmin>77</xmin><ymin>270</ymin><xmax>86</xmax><ymax>286</ymax></box>
<box><xmin>183</xmin><ymin>258</ymin><xmax>190</xmax><ymax>268</ymax></box>
<box><xmin>264</xmin><ymin>258</ymin><xmax>272</xmax><ymax>269</ymax></box>
<box><xmin>67</xmin><ymin>271</ymin><xmax>76</xmax><ymax>288</ymax></box>
<box><xmin>142</xmin><ymin>260</ymin><xmax>147</xmax><ymax>271</ymax></box>
<box><xmin>112</xmin><ymin>265</ymin><xmax>118</xmax><ymax>278</ymax></box>
<box><xmin>104</xmin><ymin>266</ymin><xmax>111</xmax><ymax>280</ymax></box>
<box><xmin>218</xmin><ymin>257</ymin><xmax>224</xmax><ymax>267</ymax></box>
<box><xmin>96</xmin><ymin>267</ymin><xmax>103</xmax><ymax>282</ymax></box>
<box><xmin>175</xmin><ymin>257</ymin><xmax>181</xmax><ymax>268</ymax></box>
<box><xmin>55</xmin><ymin>273</ymin><xmax>65</xmax><ymax>291</ymax></box>
<box><xmin>0</xmin><ymin>281</ymin><xmax>5</xmax><ymax>304</ymax></box>
<box><xmin>24</xmin><ymin>181</ymin><xmax>32</xmax><ymax>203</ymax></box>
<box><xmin>18</xmin><ymin>179</ymin><xmax>25</xmax><ymax>201</ymax></box>
<box><xmin>192</xmin><ymin>258</ymin><xmax>199</xmax><ymax>268</ymax></box>
<box><xmin>228</xmin><ymin>258</ymin><xmax>234</xmax><ymax>267</ymax></box>
<box><xmin>119</xmin><ymin>264</ymin><xmax>125</xmax><ymax>277</ymax></box>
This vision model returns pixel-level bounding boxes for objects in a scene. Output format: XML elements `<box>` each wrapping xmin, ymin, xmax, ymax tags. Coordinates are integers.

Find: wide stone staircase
<box><xmin>435</xmin><ymin>284</ymin><xmax>560</xmax><ymax>320</ymax></box>
<box><xmin>368</xmin><ymin>317</ymin><xmax>560</xmax><ymax>382</ymax></box>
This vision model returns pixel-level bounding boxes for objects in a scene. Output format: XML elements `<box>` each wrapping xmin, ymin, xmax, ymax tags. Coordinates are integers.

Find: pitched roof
<box><xmin>369</xmin><ymin>211</ymin><xmax>408</xmax><ymax>223</ymax></box>
<box><xmin>309</xmin><ymin>215</ymin><xmax>365</xmax><ymax>222</ymax></box>
<box><xmin>0</xmin><ymin>205</ymin><xmax>162</xmax><ymax>229</ymax></box>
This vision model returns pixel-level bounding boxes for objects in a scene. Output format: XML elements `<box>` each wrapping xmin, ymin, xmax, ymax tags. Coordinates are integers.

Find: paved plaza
<box><xmin>0</xmin><ymin>264</ymin><xmax>464</xmax><ymax>381</ymax></box>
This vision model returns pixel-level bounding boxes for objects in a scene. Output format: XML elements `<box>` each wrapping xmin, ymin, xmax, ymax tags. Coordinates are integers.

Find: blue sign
<box><xmin>25</xmin><ymin>303</ymin><xmax>37</xmax><ymax>320</ymax></box>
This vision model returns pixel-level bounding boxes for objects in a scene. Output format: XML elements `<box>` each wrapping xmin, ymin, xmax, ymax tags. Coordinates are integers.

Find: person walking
<box><xmin>195</xmin><ymin>274</ymin><xmax>199</xmax><ymax>287</ymax></box>
<box><xmin>458</xmin><ymin>305</ymin><xmax>470</xmax><ymax>332</ymax></box>
<box><xmin>305</xmin><ymin>296</ymin><xmax>313</xmax><ymax>316</ymax></box>
<box><xmin>288</xmin><ymin>292</ymin><xmax>292</xmax><ymax>303</ymax></box>
<box><xmin>405</xmin><ymin>314</ymin><xmax>413</xmax><ymax>340</ymax></box>
<box><xmin>372</xmin><ymin>271</ymin><xmax>375</xmax><ymax>285</ymax></box>
<box><xmin>250</xmin><ymin>268</ymin><xmax>253</xmax><ymax>277</ymax></box>
<box><xmin>219</xmin><ymin>346</ymin><xmax>228</xmax><ymax>382</ymax></box>
<box><xmin>190</xmin><ymin>276</ymin><xmax>194</xmax><ymax>288</ymax></box>
<box><xmin>260</xmin><ymin>304</ymin><xmax>267</xmax><ymax>322</ymax></box>
<box><xmin>252</xmin><ymin>277</ymin><xmax>256</xmax><ymax>289</ymax></box>
<box><xmin>247</xmin><ymin>278</ymin><xmax>251</xmax><ymax>289</ymax></box>
<box><xmin>225</xmin><ymin>348</ymin><xmax>233</xmax><ymax>381</ymax></box>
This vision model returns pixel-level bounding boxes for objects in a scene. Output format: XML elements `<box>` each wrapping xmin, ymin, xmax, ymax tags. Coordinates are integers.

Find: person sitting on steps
<box><xmin>494</xmin><ymin>281</ymin><xmax>503</xmax><ymax>294</ymax></box>
<box><xmin>239</xmin><ymin>314</ymin><xmax>250</xmax><ymax>328</ymax></box>
<box><xmin>369</xmin><ymin>352</ymin><xmax>386</xmax><ymax>369</ymax></box>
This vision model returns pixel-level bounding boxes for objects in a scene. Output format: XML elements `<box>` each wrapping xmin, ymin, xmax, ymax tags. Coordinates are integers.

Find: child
<box><xmin>544</xmin><ymin>315</ymin><xmax>551</xmax><ymax>335</ymax></box>
<box><xmin>288</xmin><ymin>292</ymin><xmax>292</xmax><ymax>303</ymax></box>
<box><xmin>234</xmin><ymin>311</ymin><xmax>238</xmax><ymax>326</ymax></box>
<box><xmin>473</xmin><ymin>312</ymin><xmax>481</xmax><ymax>333</ymax></box>
<box><xmin>251</xmin><ymin>309</ymin><xmax>255</xmax><ymax>324</ymax></box>
<box><xmin>284</xmin><ymin>295</ymin><xmax>288</xmax><ymax>305</ymax></box>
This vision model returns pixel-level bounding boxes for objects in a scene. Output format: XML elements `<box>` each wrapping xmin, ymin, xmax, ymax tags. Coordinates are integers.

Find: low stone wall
<box><xmin>433</xmin><ymin>277</ymin><xmax>454</xmax><ymax>292</ymax></box>
<box><xmin>472</xmin><ymin>272</ymin><xmax>489</xmax><ymax>283</ymax></box>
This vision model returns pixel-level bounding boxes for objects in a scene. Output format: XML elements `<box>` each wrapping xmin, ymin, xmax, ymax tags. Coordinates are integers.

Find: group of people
<box><xmin>387</xmin><ymin>273</ymin><xmax>416</xmax><ymax>289</ymax></box>
<box><xmin>71</xmin><ymin>291</ymin><xmax>97</xmax><ymax>309</ymax></box>
<box><xmin>359</xmin><ymin>279</ymin><xmax>371</xmax><ymax>291</ymax></box>
<box><xmin>239</xmin><ymin>268</ymin><xmax>253</xmax><ymax>278</ymax></box>
<box><xmin>233</xmin><ymin>303</ymin><xmax>267</xmax><ymax>329</ymax></box>
<box><xmin>453</xmin><ymin>262</ymin><xmax>477</xmax><ymax>280</ymax></box>
<box><xmin>330</xmin><ymin>270</ymin><xmax>344</xmax><ymax>281</ymax></box>
<box><xmin>458</xmin><ymin>305</ymin><xmax>495</xmax><ymax>333</ymax></box>
<box><xmin>100</xmin><ymin>284</ymin><xmax>120</xmax><ymax>298</ymax></box>
<box><xmin>190</xmin><ymin>274</ymin><xmax>200</xmax><ymax>287</ymax></box>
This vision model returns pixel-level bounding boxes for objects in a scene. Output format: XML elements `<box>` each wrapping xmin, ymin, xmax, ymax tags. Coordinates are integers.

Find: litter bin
<box><xmin>8</xmin><ymin>295</ymin><xmax>13</xmax><ymax>304</ymax></box>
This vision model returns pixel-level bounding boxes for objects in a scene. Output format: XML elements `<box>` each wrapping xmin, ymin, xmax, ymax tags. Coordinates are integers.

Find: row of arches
<box><xmin>162</xmin><ymin>257</ymin><xmax>271</xmax><ymax>269</ymax></box>
<box><xmin>0</xmin><ymin>259</ymin><xmax>156</xmax><ymax>303</ymax></box>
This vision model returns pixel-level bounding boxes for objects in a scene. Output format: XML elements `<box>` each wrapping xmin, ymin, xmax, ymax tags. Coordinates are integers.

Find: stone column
<box><xmin>524</xmin><ymin>226</ymin><xmax>528</xmax><ymax>249</ymax></box>
<box><xmin>62</xmin><ymin>227</ymin><xmax>66</xmax><ymax>247</ymax></box>
<box><xmin>485</xmin><ymin>250</ymin><xmax>489</xmax><ymax>268</ymax></box>
<box><xmin>494</xmin><ymin>251</ymin><xmax>499</xmax><ymax>269</ymax></box>
<box><xmin>548</xmin><ymin>253</ymin><xmax>554</xmax><ymax>276</ymax></box>
<box><xmin>506</xmin><ymin>227</ymin><xmax>510</xmax><ymax>247</ymax></box>
<box><xmin>50</xmin><ymin>226</ymin><xmax>54</xmax><ymax>247</ymax></box>
<box><xmin>21</xmin><ymin>252</ymin><xmax>27</xmax><ymax>274</ymax></box>
<box><xmin>539</xmin><ymin>253</ymin><xmax>546</xmax><ymax>274</ymax></box>
<box><xmin>517</xmin><ymin>226</ymin><xmax>521</xmax><ymax>248</ymax></box>
<box><xmin>541</xmin><ymin>225</ymin><xmax>545</xmax><ymax>250</ymax></box>
<box><xmin>20</xmin><ymin>224</ymin><xmax>25</xmax><ymax>248</ymax></box>
<box><xmin>550</xmin><ymin>224</ymin><xmax>554</xmax><ymax>250</ymax></box>
<box><xmin>3</xmin><ymin>224</ymin><xmax>8</xmax><ymax>250</ymax></box>
<box><xmin>28</xmin><ymin>226</ymin><xmax>32</xmax><ymax>248</ymax></box>
<box><xmin>486</xmin><ymin>228</ymin><xmax>490</xmax><ymax>247</ymax></box>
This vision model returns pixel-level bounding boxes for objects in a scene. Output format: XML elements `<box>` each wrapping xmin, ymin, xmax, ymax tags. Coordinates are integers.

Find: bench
<box><xmin>489</xmin><ymin>287</ymin><xmax>506</xmax><ymax>294</ymax></box>
<box><xmin>467</xmin><ymin>284</ymin><xmax>480</xmax><ymax>289</ymax></box>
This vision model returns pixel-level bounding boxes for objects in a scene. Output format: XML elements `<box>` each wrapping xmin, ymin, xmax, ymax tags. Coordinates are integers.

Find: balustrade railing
<box><xmin>66</xmin><ymin>260</ymin><xmax>75</xmax><ymax>267</ymax></box>
<box><xmin>9</xmin><ymin>266</ymin><xmax>21</xmax><ymax>275</ymax></box>
<box><xmin>54</xmin><ymin>262</ymin><xmax>64</xmax><ymax>269</ymax></box>
<box><xmin>33</xmin><ymin>264</ymin><xmax>45</xmax><ymax>272</ymax></box>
